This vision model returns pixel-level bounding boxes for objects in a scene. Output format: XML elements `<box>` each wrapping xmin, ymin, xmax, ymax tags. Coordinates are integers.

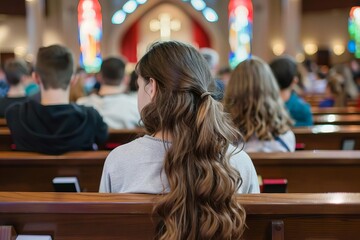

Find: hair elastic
<box><xmin>201</xmin><ymin>92</ymin><xmax>211</xmax><ymax>99</ymax></box>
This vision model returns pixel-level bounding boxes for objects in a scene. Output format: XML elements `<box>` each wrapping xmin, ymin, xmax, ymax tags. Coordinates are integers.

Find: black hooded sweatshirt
<box><xmin>5</xmin><ymin>100</ymin><xmax>108</xmax><ymax>155</ymax></box>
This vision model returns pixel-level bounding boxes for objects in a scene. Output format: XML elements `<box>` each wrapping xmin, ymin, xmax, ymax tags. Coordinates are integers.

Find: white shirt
<box><xmin>77</xmin><ymin>93</ymin><xmax>140</xmax><ymax>129</ymax></box>
<box><xmin>244</xmin><ymin>130</ymin><xmax>296</xmax><ymax>152</ymax></box>
<box><xmin>99</xmin><ymin>135</ymin><xmax>260</xmax><ymax>194</ymax></box>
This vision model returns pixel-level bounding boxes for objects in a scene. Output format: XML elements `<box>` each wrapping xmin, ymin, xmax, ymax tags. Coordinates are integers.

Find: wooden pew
<box><xmin>0</xmin><ymin>128</ymin><xmax>11</xmax><ymax>150</ymax></box>
<box><xmin>293</xmin><ymin>125</ymin><xmax>360</xmax><ymax>150</ymax></box>
<box><xmin>0</xmin><ymin>118</ymin><xmax>6</xmax><ymax>127</ymax></box>
<box><xmin>249</xmin><ymin>150</ymin><xmax>360</xmax><ymax>193</ymax></box>
<box><xmin>0</xmin><ymin>127</ymin><xmax>145</xmax><ymax>151</ymax></box>
<box><xmin>303</xmin><ymin>94</ymin><xmax>358</xmax><ymax>107</ymax></box>
<box><xmin>313</xmin><ymin>114</ymin><xmax>360</xmax><ymax>125</ymax></box>
<box><xmin>0</xmin><ymin>151</ymin><xmax>109</xmax><ymax>192</ymax></box>
<box><xmin>4</xmin><ymin>125</ymin><xmax>360</xmax><ymax>151</ymax></box>
<box><xmin>1</xmin><ymin>150</ymin><xmax>360</xmax><ymax>193</ymax></box>
<box><xmin>311</xmin><ymin>106</ymin><xmax>360</xmax><ymax>115</ymax></box>
<box><xmin>0</xmin><ymin>192</ymin><xmax>360</xmax><ymax>240</ymax></box>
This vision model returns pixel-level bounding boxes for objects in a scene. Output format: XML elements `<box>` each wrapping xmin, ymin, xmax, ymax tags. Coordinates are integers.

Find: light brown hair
<box><xmin>137</xmin><ymin>41</ymin><xmax>245</xmax><ymax>240</ymax></box>
<box><xmin>35</xmin><ymin>44</ymin><xmax>74</xmax><ymax>90</ymax></box>
<box><xmin>224</xmin><ymin>56</ymin><xmax>293</xmax><ymax>141</ymax></box>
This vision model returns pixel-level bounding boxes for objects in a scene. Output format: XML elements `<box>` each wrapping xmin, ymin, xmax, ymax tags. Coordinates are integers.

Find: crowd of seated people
<box><xmin>2</xmin><ymin>41</ymin><xmax>360</xmax><ymax>239</ymax></box>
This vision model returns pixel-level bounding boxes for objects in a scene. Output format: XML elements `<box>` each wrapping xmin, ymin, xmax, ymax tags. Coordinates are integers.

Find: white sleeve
<box><xmin>231</xmin><ymin>150</ymin><xmax>260</xmax><ymax>194</ymax></box>
<box><xmin>99</xmin><ymin>158</ymin><xmax>111</xmax><ymax>193</ymax></box>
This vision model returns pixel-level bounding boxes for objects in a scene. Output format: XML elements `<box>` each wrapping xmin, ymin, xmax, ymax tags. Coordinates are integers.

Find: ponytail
<box><xmin>154</xmin><ymin>94</ymin><xmax>246</xmax><ymax>240</ymax></box>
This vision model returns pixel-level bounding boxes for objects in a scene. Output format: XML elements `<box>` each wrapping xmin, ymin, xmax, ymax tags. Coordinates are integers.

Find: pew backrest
<box><xmin>0</xmin><ymin>151</ymin><xmax>109</xmax><ymax>192</ymax></box>
<box><xmin>293</xmin><ymin>125</ymin><xmax>360</xmax><ymax>150</ymax></box>
<box><xmin>0</xmin><ymin>192</ymin><xmax>360</xmax><ymax>240</ymax></box>
<box><xmin>250</xmin><ymin>150</ymin><xmax>360</xmax><ymax>192</ymax></box>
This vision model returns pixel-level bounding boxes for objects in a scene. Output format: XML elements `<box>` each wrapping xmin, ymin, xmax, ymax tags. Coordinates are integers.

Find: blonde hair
<box><xmin>137</xmin><ymin>41</ymin><xmax>245</xmax><ymax>240</ymax></box>
<box><xmin>224</xmin><ymin>56</ymin><xmax>293</xmax><ymax>141</ymax></box>
<box><xmin>326</xmin><ymin>70</ymin><xmax>346</xmax><ymax>107</ymax></box>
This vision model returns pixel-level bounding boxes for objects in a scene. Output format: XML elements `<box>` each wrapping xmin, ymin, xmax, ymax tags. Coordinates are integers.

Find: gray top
<box><xmin>99</xmin><ymin>135</ymin><xmax>260</xmax><ymax>194</ymax></box>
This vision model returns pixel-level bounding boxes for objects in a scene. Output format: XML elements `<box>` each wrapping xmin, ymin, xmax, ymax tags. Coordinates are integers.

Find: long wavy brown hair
<box><xmin>136</xmin><ymin>41</ymin><xmax>246</xmax><ymax>240</ymax></box>
<box><xmin>224</xmin><ymin>57</ymin><xmax>293</xmax><ymax>141</ymax></box>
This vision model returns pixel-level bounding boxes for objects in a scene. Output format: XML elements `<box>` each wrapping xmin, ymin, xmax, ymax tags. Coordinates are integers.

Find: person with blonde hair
<box><xmin>224</xmin><ymin>56</ymin><xmax>295</xmax><ymax>152</ymax></box>
<box><xmin>100</xmin><ymin>41</ymin><xmax>259</xmax><ymax>239</ymax></box>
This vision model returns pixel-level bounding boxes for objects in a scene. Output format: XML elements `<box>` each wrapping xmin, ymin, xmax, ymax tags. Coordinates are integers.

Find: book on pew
<box><xmin>52</xmin><ymin>177</ymin><xmax>81</xmax><ymax>192</ymax></box>
<box><xmin>262</xmin><ymin>179</ymin><xmax>288</xmax><ymax>193</ymax></box>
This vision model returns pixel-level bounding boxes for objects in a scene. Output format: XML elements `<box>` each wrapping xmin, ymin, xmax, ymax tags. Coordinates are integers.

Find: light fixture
<box><xmin>304</xmin><ymin>43</ymin><xmax>318</xmax><ymax>55</ymax></box>
<box><xmin>202</xmin><ymin>7</ymin><xmax>218</xmax><ymax>22</ymax></box>
<box><xmin>136</xmin><ymin>0</ymin><xmax>147</xmax><ymax>4</ymax></box>
<box><xmin>272</xmin><ymin>42</ymin><xmax>285</xmax><ymax>56</ymax></box>
<box><xmin>123</xmin><ymin>0</ymin><xmax>138</xmax><ymax>14</ymax></box>
<box><xmin>191</xmin><ymin>0</ymin><xmax>206</xmax><ymax>11</ymax></box>
<box><xmin>333</xmin><ymin>44</ymin><xmax>345</xmax><ymax>56</ymax></box>
<box><xmin>112</xmin><ymin>10</ymin><xmax>126</xmax><ymax>24</ymax></box>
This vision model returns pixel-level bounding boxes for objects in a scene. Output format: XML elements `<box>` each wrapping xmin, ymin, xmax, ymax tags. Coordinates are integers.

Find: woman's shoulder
<box><xmin>227</xmin><ymin>145</ymin><xmax>253</xmax><ymax>168</ymax></box>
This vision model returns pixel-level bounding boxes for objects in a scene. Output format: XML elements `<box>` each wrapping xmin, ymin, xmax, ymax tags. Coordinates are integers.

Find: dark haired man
<box><xmin>0</xmin><ymin>59</ymin><xmax>30</xmax><ymax>117</ymax></box>
<box><xmin>270</xmin><ymin>56</ymin><xmax>313</xmax><ymax>127</ymax></box>
<box><xmin>77</xmin><ymin>57</ymin><xmax>140</xmax><ymax>129</ymax></box>
<box><xmin>6</xmin><ymin>44</ymin><xmax>108</xmax><ymax>154</ymax></box>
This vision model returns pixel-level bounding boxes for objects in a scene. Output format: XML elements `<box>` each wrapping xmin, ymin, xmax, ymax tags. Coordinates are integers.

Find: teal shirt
<box><xmin>285</xmin><ymin>92</ymin><xmax>313</xmax><ymax>127</ymax></box>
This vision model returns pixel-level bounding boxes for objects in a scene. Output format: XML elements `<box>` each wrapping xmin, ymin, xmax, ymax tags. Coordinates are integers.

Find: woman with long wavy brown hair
<box><xmin>100</xmin><ymin>41</ymin><xmax>259</xmax><ymax>239</ymax></box>
<box><xmin>224</xmin><ymin>57</ymin><xmax>295</xmax><ymax>152</ymax></box>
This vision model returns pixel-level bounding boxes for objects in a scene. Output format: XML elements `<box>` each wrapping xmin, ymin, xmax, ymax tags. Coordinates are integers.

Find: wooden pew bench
<box><xmin>249</xmin><ymin>150</ymin><xmax>360</xmax><ymax>193</ymax></box>
<box><xmin>0</xmin><ymin>192</ymin><xmax>360</xmax><ymax>240</ymax></box>
<box><xmin>0</xmin><ymin>118</ymin><xmax>6</xmax><ymax>127</ymax></box>
<box><xmin>293</xmin><ymin>125</ymin><xmax>360</xmax><ymax>150</ymax></box>
<box><xmin>0</xmin><ymin>151</ymin><xmax>109</xmax><ymax>192</ymax></box>
<box><xmin>311</xmin><ymin>106</ymin><xmax>360</xmax><ymax>115</ymax></box>
<box><xmin>1</xmin><ymin>150</ymin><xmax>360</xmax><ymax>193</ymax></box>
<box><xmin>313</xmin><ymin>114</ymin><xmax>360</xmax><ymax>125</ymax></box>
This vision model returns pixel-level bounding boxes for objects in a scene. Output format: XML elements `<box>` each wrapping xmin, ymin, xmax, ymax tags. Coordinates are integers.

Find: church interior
<box><xmin>0</xmin><ymin>0</ymin><xmax>360</xmax><ymax>239</ymax></box>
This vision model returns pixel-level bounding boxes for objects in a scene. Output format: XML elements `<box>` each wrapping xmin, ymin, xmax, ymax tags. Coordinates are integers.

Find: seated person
<box><xmin>100</xmin><ymin>41</ymin><xmax>259</xmax><ymax>239</ymax></box>
<box><xmin>6</xmin><ymin>44</ymin><xmax>108</xmax><ymax>154</ymax></box>
<box><xmin>319</xmin><ymin>71</ymin><xmax>345</xmax><ymax>108</ymax></box>
<box><xmin>77</xmin><ymin>57</ymin><xmax>140</xmax><ymax>129</ymax></box>
<box><xmin>270</xmin><ymin>56</ymin><xmax>313</xmax><ymax>127</ymax></box>
<box><xmin>0</xmin><ymin>59</ymin><xmax>30</xmax><ymax>117</ymax></box>
<box><xmin>224</xmin><ymin>56</ymin><xmax>296</xmax><ymax>152</ymax></box>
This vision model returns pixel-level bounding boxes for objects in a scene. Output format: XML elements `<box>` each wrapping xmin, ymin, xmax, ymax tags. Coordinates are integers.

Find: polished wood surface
<box><xmin>1</xmin><ymin>150</ymin><xmax>360</xmax><ymax>193</ymax></box>
<box><xmin>3</xmin><ymin>124</ymin><xmax>360</xmax><ymax>151</ymax></box>
<box><xmin>311</xmin><ymin>107</ymin><xmax>360</xmax><ymax>115</ymax></box>
<box><xmin>250</xmin><ymin>150</ymin><xmax>360</xmax><ymax>193</ymax></box>
<box><xmin>0</xmin><ymin>151</ymin><xmax>109</xmax><ymax>192</ymax></box>
<box><xmin>293</xmin><ymin>125</ymin><xmax>360</xmax><ymax>150</ymax></box>
<box><xmin>303</xmin><ymin>94</ymin><xmax>358</xmax><ymax>107</ymax></box>
<box><xmin>0</xmin><ymin>118</ymin><xmax>6</xmax><ymax>127</ymax></box>
<box><xmin>313</xmin><ymin>114</ymin><xmax>360</xmax><ymax>125</ymax></box>
<box><xmin>0</xmin><ymin>128</ymin><xmax>11</xmax><ymax>150</ymax></box>
<box><xmin>0</xmin><ymin>192</ymin><xmax>360</xmax><ymax>240</ymax></box>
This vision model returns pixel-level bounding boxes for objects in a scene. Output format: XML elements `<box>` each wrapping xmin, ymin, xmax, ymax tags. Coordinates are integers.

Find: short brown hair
<box><xmin>100</xmin><ymin>57</ymin><xmax>126</xmax><ymax>85</ymax></box>
<box><xmin>35</xmin><ymin>44</ymin><xmax>74</xmax><ymax>90</ymax></box>
<box><xmin>4</xmin><ymin>58</ymin><xmax>30</xmax><ymax>86</ymax></box>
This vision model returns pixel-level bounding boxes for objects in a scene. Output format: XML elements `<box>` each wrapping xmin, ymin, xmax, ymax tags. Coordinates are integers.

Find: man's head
<box><xmin>270</xmin><ymin>56</ymin><xmax>298</xmax><ymax>90</ymax></box>
<box><xmin>100</xmin><ymin>57</ymin><xmax>126</xmax><ymax>86</ymax></box>
<box><xmin>4</xmin><ymin>59</ymin><xmax>30</xmax><ymax>86</ymax></box>
<box><xmin>35</xmin><ymin>44</ymin><xmax>74</xmax><ymax>90</ymax></box>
